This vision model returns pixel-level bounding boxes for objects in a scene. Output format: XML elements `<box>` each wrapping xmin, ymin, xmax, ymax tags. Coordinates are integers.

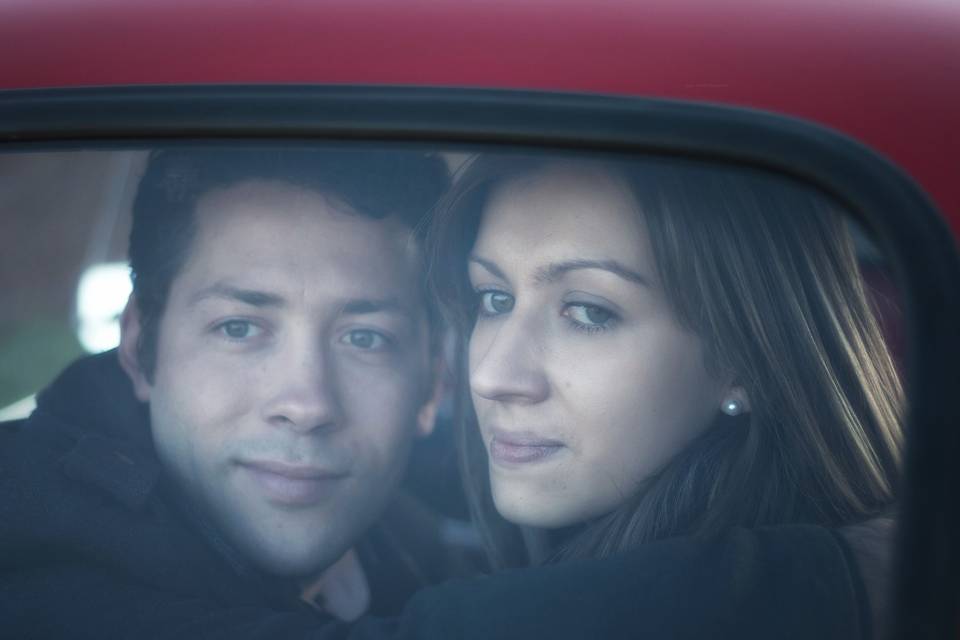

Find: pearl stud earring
<box><xmin>721</xmin><ymin>398</ymin><xmax>744</xmax><ymax>416</ymax></box>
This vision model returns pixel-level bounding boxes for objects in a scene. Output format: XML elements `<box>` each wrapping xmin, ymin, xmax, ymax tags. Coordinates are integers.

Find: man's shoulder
<box><xmin>0</xmin><ymin>351</ymin><xmax>159</xmax><ymax>527</ymax></box>
<box><xmin>0</xmin><ymin>355</ymin><xmax>263</xmax><ymax>611</ymax></box>
<box><xmin>0</xmin><ymin>417</ymin><xmax>294</xmax><ymax>638</ymax></box>
<box><xmin>0</xmin><ymin>416</ymin><xmax>28</xmax><ymax>451</ymax></box>
<box><xmin>1</xmin><ymin>401</ymin><xmax>172</xmax><ymax>576</ymax></box>
<box><xmin>0</xmin><ymin>410</ymin><xmax>84</xmax><ymax>530</ymax></box>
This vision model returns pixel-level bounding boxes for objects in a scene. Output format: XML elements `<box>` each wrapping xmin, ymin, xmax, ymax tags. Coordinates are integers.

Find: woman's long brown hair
<box><xmin>426</xmin><ymin>153</ymin><xmax>904</xmax><ymax>568</ymax></box>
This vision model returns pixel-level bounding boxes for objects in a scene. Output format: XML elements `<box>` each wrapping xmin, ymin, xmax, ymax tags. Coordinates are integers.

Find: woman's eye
<box><xmin>563</xmin><ymin>303</ymin><xmax>615</xmax><ymax>330</ymax></box>
<box><xmin>341</xmin><ymin>329</ymin><xmax>389</xmax><ymax>350</ymax></box>
<box><xmin>479</xmin><ymin>290</ymin><xmax>515</xmax><ymax>316</ymax></box>
<box><xmin>217</xmin><ymin>319</ymin><xmax>262</xmax><ymax>340</ymax></box>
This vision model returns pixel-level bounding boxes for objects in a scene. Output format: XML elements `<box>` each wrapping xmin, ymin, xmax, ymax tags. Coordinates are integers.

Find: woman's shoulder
<box><xmin>837</xmin><ymin>516</ymin><xmax>897</xmax><ymax>639</ymax></box>
<box><xmin>395</xmin><ymin>523</ymin><xmax>874</xmax><ymax>640</ymax></box>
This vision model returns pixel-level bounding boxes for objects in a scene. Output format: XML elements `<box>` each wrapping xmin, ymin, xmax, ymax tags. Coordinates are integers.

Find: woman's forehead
<box><xmin>475</xmin><ymin>165</ymin><xmax>652</xmax><ymax>273</ymax></box>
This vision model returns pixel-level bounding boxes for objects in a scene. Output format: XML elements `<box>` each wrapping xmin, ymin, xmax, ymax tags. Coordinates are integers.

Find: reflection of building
<box><xmin>0</xmin><ymin>151</ymin><xmax>146</xmax><ymax>418</ymax></box>
<box><xmin>76</xmin><ymin>262</ymin><xmax>132</xmax><ymax>353</ymax></box>
<box><xmin>0</xmin><ymin>395</ymin><xmax>36</xmax><ymax>421</ymax></box>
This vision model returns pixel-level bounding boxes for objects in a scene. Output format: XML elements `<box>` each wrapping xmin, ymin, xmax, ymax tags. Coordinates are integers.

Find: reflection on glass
<box><xmin>75</xmin><ymin>262</ymin><xmax>132</xmax><ymax>353</ymax></box>
<box><xmin>0</xmin><ymin>394</ymin><xmax>36</xmax><ymax>421</ymax></box>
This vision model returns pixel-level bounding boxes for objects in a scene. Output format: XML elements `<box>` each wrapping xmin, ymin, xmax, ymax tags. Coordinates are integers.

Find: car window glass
<box><xmin>0</xmin><ymin>143</ymin><xmax>906</xmax><ymax>542</ymax></box>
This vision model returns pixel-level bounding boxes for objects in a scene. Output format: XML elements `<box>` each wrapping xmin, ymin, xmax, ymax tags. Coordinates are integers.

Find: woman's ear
<box><xmin>118</xmin><ymin>294</ymin><xmax>152</xmax><ymax>402</ymax></box>
<box><xmin>719</xmin><ymin>385</ymin><xmax>751</xmax><ymax>417</ymax></box>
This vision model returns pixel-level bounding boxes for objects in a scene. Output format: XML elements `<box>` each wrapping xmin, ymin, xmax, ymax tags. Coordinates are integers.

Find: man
<box><xmin>0</xmin><ymin>147</ymin><xmax>454</xmax><ymax>636</ymax></box>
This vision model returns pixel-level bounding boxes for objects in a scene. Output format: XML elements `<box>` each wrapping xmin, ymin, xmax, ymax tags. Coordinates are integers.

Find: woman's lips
<box><xmin>488</xmin><ymin>429</ymin><xmax>564</xmax><ymax>465</ymax></box>
<box><xmin>237</xmin><ymin>460</ymin><xmax>348</xmax><ymax>506</ymax></box>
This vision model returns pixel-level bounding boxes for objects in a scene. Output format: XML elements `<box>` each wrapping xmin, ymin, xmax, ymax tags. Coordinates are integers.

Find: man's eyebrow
<box><xmin>470</xmin><ymin>255</ymin><xmax>650</xmax><ymax>287</ymax></box>
<box><xmin>468</xmin><ymin>255</ymin><xmax>508</xmax><ymax>281</ymax></box>
<box><xmin>534</xmin><ymin>259</ymin><xmax>650</xmax><ymax>287</ymax></box>
<box><xmin>340</xmin><ymin>297</ymin><xmax>408</xmax><ymax>316</ymax></box>
<box><xmin>187</xmin><ymin>283</ymin><xmax>286</xmax><ymax>308</ymax></box>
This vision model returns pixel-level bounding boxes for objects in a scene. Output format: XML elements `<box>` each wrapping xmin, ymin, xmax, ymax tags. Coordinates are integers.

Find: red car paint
<box><xmin>2</xmin><ymin>0</ymin><xmax>958</xmax><ymax>234</ymax></box>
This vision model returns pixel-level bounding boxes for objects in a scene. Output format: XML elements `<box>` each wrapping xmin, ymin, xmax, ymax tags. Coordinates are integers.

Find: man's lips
<box><xmin>239</xmin><ymin>459</ymin><xmax>347</xmax><ymax>479</ymax></box>
<box><xmin>488</xmin><ymin>428</ymin><xmax>565</xmax><ymax>465</ymax></box>
<box><xmin>236</xmin><ymin>459</ymin><xmax>348</xmax><ymax>506</ymax></box>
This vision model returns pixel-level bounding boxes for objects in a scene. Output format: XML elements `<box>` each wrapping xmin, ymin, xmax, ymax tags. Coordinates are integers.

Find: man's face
<box><xmin>123</xmin><ymin>179</ymin><xmax>435</xmax><ymax>577</ymax></box>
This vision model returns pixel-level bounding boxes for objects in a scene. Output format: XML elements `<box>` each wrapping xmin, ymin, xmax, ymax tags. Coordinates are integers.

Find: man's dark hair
<box><xmin>129</xmin><ymin>146</ymin><xmax>450</xmax><ymax>379</ymax></box>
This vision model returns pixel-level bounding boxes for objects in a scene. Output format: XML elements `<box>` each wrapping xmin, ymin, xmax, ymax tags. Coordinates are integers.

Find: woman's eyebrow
<box><xmin>534</xmin><ymin>259</ymin><xmax>650</xmax><ymax>287</ymax></box>
<box><xmin>468</xmin><ymin>255</ymin><xmax>507</xmax><ymax>281</ymax></box>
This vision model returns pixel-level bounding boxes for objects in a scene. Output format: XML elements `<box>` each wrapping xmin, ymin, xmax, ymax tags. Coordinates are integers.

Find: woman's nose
<box><xmin>469</xmin><ymin>312</ymin><xmax>549</xmax><ymax>404</ymax></box>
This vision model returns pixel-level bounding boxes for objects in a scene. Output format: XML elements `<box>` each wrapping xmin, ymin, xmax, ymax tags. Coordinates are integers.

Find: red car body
<box><xmin>2</xmin><ymin>0</ymin><xmax>958</xmax><ymax>232</ymax></box>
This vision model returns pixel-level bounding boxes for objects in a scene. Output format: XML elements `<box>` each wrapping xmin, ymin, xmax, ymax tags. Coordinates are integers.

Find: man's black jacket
<box><xmin>0</xmin><ymin>352</ymin><xmax>873</xmax><ymax>639</ymax></box>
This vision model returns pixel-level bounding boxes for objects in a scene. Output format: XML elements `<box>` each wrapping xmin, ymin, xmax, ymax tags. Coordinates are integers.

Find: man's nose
<box><xmin>469</xmin><ymin>311</ymin><xmax>549</xmax><ymax>404</ymax></box>
<box><xmin>261</xmin><ymin>341</ymin><xmax>341</xmax><ymax>433</ymax></box>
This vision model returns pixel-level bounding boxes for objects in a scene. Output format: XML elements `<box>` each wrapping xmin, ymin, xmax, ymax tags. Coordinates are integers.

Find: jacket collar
<box><xmin>31</xmin><ymin>350</ymin><xmax>160</xmax><ymax>510</ymax></box>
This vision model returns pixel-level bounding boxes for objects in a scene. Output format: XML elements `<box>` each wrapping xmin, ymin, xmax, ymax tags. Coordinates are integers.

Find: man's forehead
<box><xmin>193</xmin><ymin>180</ymin><xmax>417</xmax><ymax>263</ymax></box>
<box><xmin>173</xmin><ymin>179</ymin><xmax>426</xmax><ymax>309</ymax></box>
<box><xmin>186</xmin><ymin>279</ymin><xmax>417</xmax><ymax>317</ymax></box>
<box><xmin>195</xmin><ymin>178</ymin><xmax>410</xmax><ymax>233</ymax></box>
<box><xmin>200</xmin><ymin>178</ymin><xmax>354</xmax><ymax>215</ymax></box>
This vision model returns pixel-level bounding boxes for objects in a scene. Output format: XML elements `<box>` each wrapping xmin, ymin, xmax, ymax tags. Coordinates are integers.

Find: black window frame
<box><xmin>1</xmin><ymin>84</ymin><xmax>958</xmax><ymax>639</ymax></box>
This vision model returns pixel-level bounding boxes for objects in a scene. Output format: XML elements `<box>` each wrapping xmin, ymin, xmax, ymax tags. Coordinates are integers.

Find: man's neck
<box><xmin>299</xmin><ymin>548</ymin><xmax>371</xmax><ymax>622</ymax></box>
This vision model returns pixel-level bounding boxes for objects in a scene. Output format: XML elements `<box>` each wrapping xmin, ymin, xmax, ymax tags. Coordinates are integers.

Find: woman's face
<box><xmin>468</xmin><ymin>165</ymin><xmax>729</xmax><ymax>529</ymax></box>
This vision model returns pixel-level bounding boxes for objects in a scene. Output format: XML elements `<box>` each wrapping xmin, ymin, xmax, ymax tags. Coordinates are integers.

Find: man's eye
<box><xmin>217</xmin><ymin>320</ymin><xmax>262</xmax><ymax>340</ymax></box>
<box><xmin>341</xmin><ymin>329</ymin><xmax>389</xmax><ymax>350</ymax></box>
<box><xmin>479</xmin><ymin>290</ymin><xmax>515</xmax><ymax>316</ymax></box>
<box><xmin>563</xmin><ymin>303</ymin><xmax>616</xmax><ymax>331</ymax></box>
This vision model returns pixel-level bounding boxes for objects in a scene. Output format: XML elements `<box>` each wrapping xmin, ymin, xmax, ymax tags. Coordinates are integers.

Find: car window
<box><xmin>0</xmin><ymin>144</ymin><xmax>906</xmax><ymax>536</ymax></box>
<box><xmin>0</xmin><ymin>151</ymin><xmax>144</xmax><ymax>419</ymax></box>
<box><xmin>0</xmin><ymin>143</ymin><xmax>903</xmax><ymax>405</ymax></box>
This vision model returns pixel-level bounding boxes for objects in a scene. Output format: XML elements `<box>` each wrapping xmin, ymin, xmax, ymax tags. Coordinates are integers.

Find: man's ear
<box><xmin>118</xmin><ymin>294</ymin><xmax>152</xmax><ymax>402</ymax></box>
<box><xmin>415</xmin><ymin>359</ymin><xmax>445</xmax><ymax>438</ymax></box>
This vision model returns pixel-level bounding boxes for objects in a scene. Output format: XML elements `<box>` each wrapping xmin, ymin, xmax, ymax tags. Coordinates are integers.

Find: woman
<box><xmin>426</xmin><ymin>154</ymin><xmax>902</xmax><ymax>587</ymax></box>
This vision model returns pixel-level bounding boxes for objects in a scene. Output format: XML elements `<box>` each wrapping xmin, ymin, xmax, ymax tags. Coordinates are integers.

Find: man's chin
<box><xmin>246</xmin><ymin>539</ymin><xmax>350</xmax><ymax>578</ymax></box>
